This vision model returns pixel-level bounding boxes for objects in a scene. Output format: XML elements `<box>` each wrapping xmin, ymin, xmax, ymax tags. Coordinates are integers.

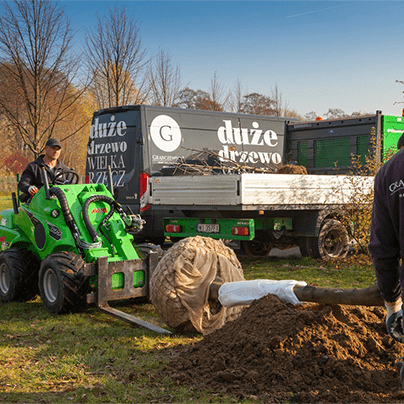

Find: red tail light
<box><xmin>140</xmin><ymin>172</ymin><xmax>150</xmax><ymax>212</ymax></box>
<box><xmin>166</xmin><ymin>224</ymin><xmax>182</xmax><ymax>233</ymax></box>
<box><xmin>84</xmin><ymin>174</ymin><xmax>90</xmax><ymax>184</ymax></box>
<box><xmin>232</xmin><ymin>227</ymin><xmax>249</xmax><ymax>236</ymax></box>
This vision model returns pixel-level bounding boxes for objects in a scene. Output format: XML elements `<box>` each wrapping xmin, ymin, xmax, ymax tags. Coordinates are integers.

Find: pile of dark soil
<box><xmin>163</xmin><ymin>294</ymin><xmax>404</xmax><ymax>403</ymax></box>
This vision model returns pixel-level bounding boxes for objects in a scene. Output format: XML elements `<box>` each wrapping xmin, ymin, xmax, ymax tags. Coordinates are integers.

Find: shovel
<box><xmin>209</xmin><ymin>278</ymin><xmax>384</xmax><ymax>308</ymax></box>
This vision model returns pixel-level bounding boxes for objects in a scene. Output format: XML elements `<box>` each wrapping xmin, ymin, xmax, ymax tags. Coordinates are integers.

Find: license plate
<box><xmin>196</xmin><ymin>223</ymin><xmax>220</xmax><ymax>233</ymax></box>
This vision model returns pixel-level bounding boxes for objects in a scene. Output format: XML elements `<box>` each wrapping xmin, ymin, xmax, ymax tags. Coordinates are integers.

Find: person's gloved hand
<box><xmin>28</xmin><ymin>185</ymin><xmax>38</xmax><ymax>196</ymax></box>
<box><xmin>386</xmin><ymin>300</ymin><xmax>404</xmax><ymax>343</ymax></box>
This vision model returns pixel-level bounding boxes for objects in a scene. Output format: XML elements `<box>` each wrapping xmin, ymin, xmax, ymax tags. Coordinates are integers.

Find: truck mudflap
<box><xmin>85</xmin><ymin>254</ymin><xmax>171</xmax><ymax>334</ymax></box>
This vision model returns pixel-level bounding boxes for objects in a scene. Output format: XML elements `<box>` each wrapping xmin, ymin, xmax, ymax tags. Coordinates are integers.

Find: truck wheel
<box><xmin>306</xmin><ymin>219</ymin><xmax>349</xmax><ymax>260</ymax></box>
<box><xmin>39</xmin><ymin>252</ymin><xmax>90</xmax><ymax>314</ymax></box>
<box><xmin>150</xmin><ymin>236</ymin><xmax>246</xmax><ymax>334</ymax></box>
<box><xmin>242</xmin><ymin>240</ymin><xmax>272</xmax><ymax>258</ymax></box>
<box><xmin>0</xmin><ymin>248</ymin><xmax>40</xmax><ymax>302</ymax></box>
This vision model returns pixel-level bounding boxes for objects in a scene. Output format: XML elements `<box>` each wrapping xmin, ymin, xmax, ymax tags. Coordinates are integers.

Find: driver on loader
<box><xmin>18</xmin><ymin>138</ymin><xmax>72</xmax><ymax>202</ymax></box>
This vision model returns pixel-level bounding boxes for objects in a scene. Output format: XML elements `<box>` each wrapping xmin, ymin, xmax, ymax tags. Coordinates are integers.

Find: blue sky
<box><xmin>61</xmin><ymin>1</ymin><xmax>404</xmax><ymax>117</ymax></box>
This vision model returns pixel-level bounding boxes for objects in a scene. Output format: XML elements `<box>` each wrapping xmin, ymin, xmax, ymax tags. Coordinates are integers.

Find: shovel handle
<box><xmin>293</xmin><ymin>283</ymin><xmax>384</xmax><ymax>307</ymax></box>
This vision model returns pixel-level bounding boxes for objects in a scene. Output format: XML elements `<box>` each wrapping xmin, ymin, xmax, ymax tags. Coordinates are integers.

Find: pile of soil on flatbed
<box><xmin>163</xmin><ymin>294</ymin><xmax>404</xmax><ymax>403</ymax></box>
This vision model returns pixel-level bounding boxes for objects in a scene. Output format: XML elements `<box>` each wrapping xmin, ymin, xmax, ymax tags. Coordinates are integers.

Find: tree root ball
<box><xmin>150</xmin><ymin>236</ymin><xmax>246</xmax><ymax>334</ymax></box>
<box><xmin>276</xmin><ymin>164</ymin><xmax>308</xmax><ymax>174</ymax></box>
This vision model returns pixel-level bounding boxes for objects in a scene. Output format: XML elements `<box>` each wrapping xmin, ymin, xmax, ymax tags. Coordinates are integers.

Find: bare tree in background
<box><xmin>230</xmin><ymin>78</ymin><xmax>246</xmax><ymax>113</ymax></box>
<box><xmin>241</xmin><ymin>93</ymin><xmax>276</xmax><ymax>115</ymax></box>
<box><xmin>208</xmin><ymin>71</ymin><xmax>229</xmax><ymax>111</ymax></box>
<box><xmin>303</xmin><ymin>111</ymin><xmax>318</xmax><ymax>121</ymax></box>
<box><xmin>0</xmin><ymin>0</ymin><xmax>86</xmax><ymax>158</ymax></box>
<box><xmin>85</xmin><ymin>5</ymin><xmax>147</xmax><ymax>109</ymax></box>
<box><xmin>147</xmin><ymin>48</ymin><xmax>182</xmax><ymax>107</ymax></box>
<box><xmin>271</xmin><ymin>85</ymin><xmax>287</xmax><ymax>117</ymax></box>
<box><xmin>324</xmin><ymin>108</ymin><xmax>348</xmax><ymax>119</ymax></box>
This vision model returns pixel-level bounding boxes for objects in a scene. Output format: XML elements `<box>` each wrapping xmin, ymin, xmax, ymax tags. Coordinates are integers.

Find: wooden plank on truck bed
<box><xmin>240</xmin><ymin>174</ymin><xmax>374</xmax><ymax>206</ymax></box>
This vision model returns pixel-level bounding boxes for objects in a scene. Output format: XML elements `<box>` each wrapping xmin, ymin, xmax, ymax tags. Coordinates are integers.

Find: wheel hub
<box><xmin>42</xmin><ymin>267</ymin><xmax>58</xmax><ymax>303</ymax></box>
<box><xmin>324</xmin><ymin>231</ymin><xmax>340</xmax><ymax>254</ymax></box>
<box><xmin>0</xmin><ymin>263</ymin><xmax>10</xmax><ymax>294</ymax></box>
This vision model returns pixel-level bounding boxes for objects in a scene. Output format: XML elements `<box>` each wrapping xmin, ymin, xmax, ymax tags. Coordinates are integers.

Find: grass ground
<box><xmin>0</xmin><ymin>190</ymin><xmax>378</xmax><ymax>402</ymax></box>
<box><xmin>0</xmin><ymin>249</ymin><xmax>376</xmax><ymax>403</ymax></box>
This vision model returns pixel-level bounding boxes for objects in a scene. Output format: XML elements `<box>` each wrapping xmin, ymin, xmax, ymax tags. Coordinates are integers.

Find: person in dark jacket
<box><xmin>18</xmin><ymin>138</ymin><xmax>71</xmax><ymax>201</ymax></box>
<box><xmin>397</xmin><ymin>133</ymin><xmax>404</xmax><ymax>150</ymax></box>
<box><xmin>369</xmin><ymin>144</ymin><xmax>404</xmax><ymax>342</ymax></box>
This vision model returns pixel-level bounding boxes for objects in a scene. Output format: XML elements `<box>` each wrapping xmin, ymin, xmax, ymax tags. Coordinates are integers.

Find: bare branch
<box><xmin>0</xmin><ymin>0</ymin><xmax>86</xmax><ymax>158</ymax></box>
<box><xmin>85</xmin><ymin>4</ymin><xmax>148</xmax><ymax>109</ymax></box>
<box><xmin>147</xmin><ymin>47</ymin><xmax>182</xmax><ymax>107</ymax></box>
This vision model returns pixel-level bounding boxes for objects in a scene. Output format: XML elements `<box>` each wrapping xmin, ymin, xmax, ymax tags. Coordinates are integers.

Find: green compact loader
<box><xmin>0</xmin><ymin>168</ymin><xmax>170</xmax><ymax>334</ymax></box>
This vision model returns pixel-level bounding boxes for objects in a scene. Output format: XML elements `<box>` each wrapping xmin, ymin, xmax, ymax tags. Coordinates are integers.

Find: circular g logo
<box><xmin>150</xmin><ymin>115</ymin><xmax>182</xmax><ymax>152</ymax></box>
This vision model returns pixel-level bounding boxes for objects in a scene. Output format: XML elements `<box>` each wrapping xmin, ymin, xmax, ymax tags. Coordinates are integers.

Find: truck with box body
<box><xmin>85</xmin><ymin>105</ymin><xmax>294</xmax><ymax>244</ymax></box>
<box><xmin>85</xmin><ymin>106</ymin><xmax>404</xmax><ymax>260</ymax></box>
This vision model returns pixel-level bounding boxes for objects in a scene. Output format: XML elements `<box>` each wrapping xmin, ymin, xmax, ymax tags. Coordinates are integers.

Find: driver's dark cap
<box><xmin>45</xmin><ymin>138</ymin><xmax>62</xmax><ymax>149</ymax></box>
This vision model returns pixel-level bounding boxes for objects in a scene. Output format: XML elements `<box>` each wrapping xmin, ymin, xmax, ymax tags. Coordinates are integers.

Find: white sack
<box><xmin>218</xmin><ymin>279</ymin><xmax>307</xmax><ymax>308</ymax></box>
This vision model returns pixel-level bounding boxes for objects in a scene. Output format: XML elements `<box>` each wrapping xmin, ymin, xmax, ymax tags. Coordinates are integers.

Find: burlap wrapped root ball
<box><xmin>150</xmin><ymin>236</ymin><xmax>246</xmax><ymax>334</ymax></box>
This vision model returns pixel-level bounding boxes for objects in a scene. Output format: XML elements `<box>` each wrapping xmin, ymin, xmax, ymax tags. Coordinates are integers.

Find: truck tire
<box><xmin>150</xmin><ymin>236</ymin><xmax>246</xmax><ymax>334</ymax></box>
<box><xmin>0</xmin><ymin>248</ymin><xmax>40</xmax><ymax>302</ymax></box>
<box><xmin>39</xmin><ymin>252</ymin><xmax>90</xmax><ymax>314</ymax></box>
<box><xmin>242</xmin><ymin>240</ymin><xmax>272</xmax><ymax>257</ymax></box>
<box><xmin>305</xmin><ymin>219</ymin><xmax>349</xmax><ymax>260</ymax></box>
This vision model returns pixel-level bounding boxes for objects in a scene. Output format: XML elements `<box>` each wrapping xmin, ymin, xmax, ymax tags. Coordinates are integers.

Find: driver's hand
<box><xmin>28</xmin><ymin>185</ymin><xmax>38</xmax><ymax>196</ymax></box>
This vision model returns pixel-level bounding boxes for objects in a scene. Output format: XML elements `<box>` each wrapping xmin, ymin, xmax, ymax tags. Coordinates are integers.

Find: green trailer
<box><xmin>286</xmin><ymin>111</ymin><xmax>404</xmax><ymax>173</ymax></box>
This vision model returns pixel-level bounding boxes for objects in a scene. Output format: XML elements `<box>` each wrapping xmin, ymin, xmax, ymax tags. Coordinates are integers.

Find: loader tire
<box><xmin>305</xmin><ymin>219</ymin><xmax>349</xmax><ymax>260</ymax></box>
<box><xmin>150</xmin><ymin>236</ymin><xmax>246</xmax><ymax>335</ymax></box>
<box><xmin>0</xmin><ymin>248</ymin><xmax>40</xmax><ymax>302</ymax></box>
<box><xmin>39</xmin><ymin>252</ymin><xmax>90</xmax><ymax>314</ymax></box>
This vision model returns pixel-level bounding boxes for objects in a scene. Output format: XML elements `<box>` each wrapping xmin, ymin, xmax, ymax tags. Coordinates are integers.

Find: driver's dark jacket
<box><xmin>369</xmin><ymin>148</ymin><xmax>404</xmax><ymax>304</ymax></box>
<box><xmin>18</xmin><ymin>155</ymin><xmax>70</xmax><ymax>195</ymax></box>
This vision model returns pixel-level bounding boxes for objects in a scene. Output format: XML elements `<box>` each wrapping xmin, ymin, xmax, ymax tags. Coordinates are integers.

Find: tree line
<box><xmin>0</xmin><ymin>0</ymin><xmax>370</xmax><ymax>176</ymax></box>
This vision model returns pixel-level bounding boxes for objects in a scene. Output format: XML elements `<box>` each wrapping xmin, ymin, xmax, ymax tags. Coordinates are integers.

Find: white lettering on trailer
<box><xmin>89</xmin><ymin>116</ymin><xmax>127</xmax><ymax>139</ymax></box>
<box><xmin>87</xmin><ymin>114</ymin><xmax>129</xmax><ymax>187</ymax></box>
<box><xmin>87</xmin><ymin>170</ymin><xmax>126</xmax><ymax>187</ymax></box>
<box><xmin>148</xmin><ymin>114</ymin><xmax>283</xmax><ymax>166</ymax></box>
<box><xmin>87</xmin><ymin>155</ymin><xmax>125</xmax><ymax>171</ymax></box>
<box><xmin>150</xmin><ymin>115</ymin><xmax>182</xmax><ymax>152</ymax></box>
<box><xmin>87</xmin><ymin>140</ymin><xmax>127</xmax><ymax>155</ymax></box>
<box><xmin>217</xmin><ymin>120</ymin><xmax>279</xmax><ymax>147</ymax></box>
<box><xmin>218</xmin><ymin>146</ymin><xmax>282</xmax><ymax>165</ymax></box>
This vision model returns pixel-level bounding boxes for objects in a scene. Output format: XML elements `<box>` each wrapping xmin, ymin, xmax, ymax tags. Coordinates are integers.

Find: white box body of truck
<box><xmin>151</xmin><ymin>173</ymin><xmax>373</xmax><ymax>208</ymax></box>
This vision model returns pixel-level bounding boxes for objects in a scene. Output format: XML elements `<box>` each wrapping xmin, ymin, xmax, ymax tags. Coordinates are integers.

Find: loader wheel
<box><xmin>150</xmin><ymin>236</ymin><xmax>246</xmax><ymax>335</ymax></box>
<box><xmin>242</xmin><ymin>240</ymin><xmax>272</xmax><ymax>257</ymax></box>
<box><xmin>0</xmin><ymin>248</ymin><xmax>40</xmax><ymax>302</ymax></box>
<box><xmin>39</xmin><ymin>252</ymin><xmax>90</xmax><ymax>314</ymax></box>
<box><xmin>305</xmin><ymin>219</ymin><xmax>349</xmax><ymax>260</ymax></box>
